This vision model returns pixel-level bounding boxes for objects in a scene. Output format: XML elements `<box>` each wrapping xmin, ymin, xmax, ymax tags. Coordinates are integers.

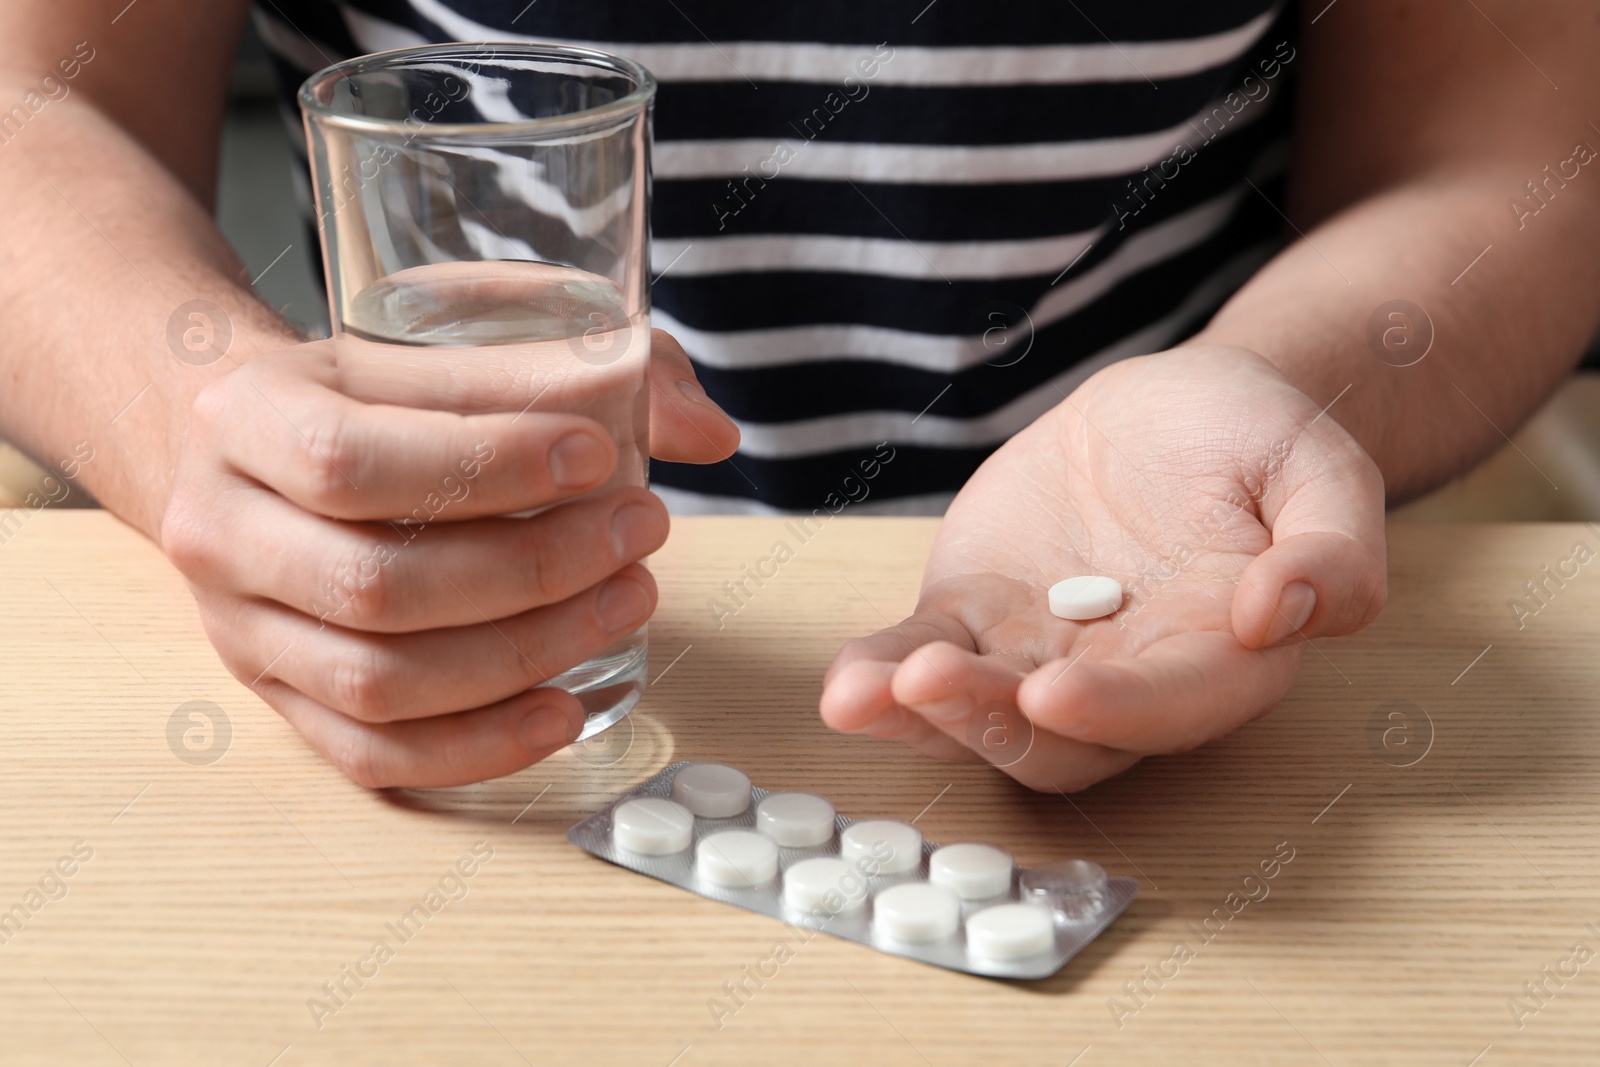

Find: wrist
<box><xmin>85</xmin><ymin>304</ymin><xmax>306</xmax><ymax>540</ymax></box>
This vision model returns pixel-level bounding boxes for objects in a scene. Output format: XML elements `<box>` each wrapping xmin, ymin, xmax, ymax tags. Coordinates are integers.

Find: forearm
<box><xmin>0</xmin><ymin>84</ymin><xmax>304</xmax><ymax>536</ymax></box>
<box><xmin>1192</xmin><ymin>164</ymin><xmax>1600</xmax><ymax>502</ymax></box>
<box><xmin>1189</xmin><ymin>0</ymin><xmax>1600</xmax><ymax>504</ymax></box>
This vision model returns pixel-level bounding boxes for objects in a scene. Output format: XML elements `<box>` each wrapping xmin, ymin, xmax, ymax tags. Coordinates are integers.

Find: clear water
<box><xmin>345</xmin><ymin>260</ymin><xmax>650</xmax><ymax>739</ymax></box>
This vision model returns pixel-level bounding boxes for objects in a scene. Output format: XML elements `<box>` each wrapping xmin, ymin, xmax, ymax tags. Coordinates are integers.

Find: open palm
<box><xmin>819</xmin><ymin>346</ymin><xmax>1386</xmax><ymax>791</ymax></box>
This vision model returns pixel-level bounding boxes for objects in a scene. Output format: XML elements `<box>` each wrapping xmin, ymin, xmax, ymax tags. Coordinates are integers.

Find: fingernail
<box><xmin>518</xmin><ymin>706</ymin><xmax>580</xmax><ymax>750</ymax></box>
<box><xmin>596</xmin><ymin>573</ymin><xmax>651</xmax><ymax>634</ymax></box>
<box><xmin>1265</xmin><ymin>582</ymin><xmax>1317</xmax><ymax>645</ymax></box>
<box><xmin>610</xmin><ymin>502</ymin><xmax>665</xmax><ymax>560</ymax></box>
<box><xmin>549</xmin><ymin>431</ymin><xmax>610</xmax><ymax>489</ymax></box>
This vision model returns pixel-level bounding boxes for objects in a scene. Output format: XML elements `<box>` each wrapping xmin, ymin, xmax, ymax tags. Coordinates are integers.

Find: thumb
<box><xmin>1232</xmin><ymin>445</ymin><xmax>1388</xmax><ymax>649</ymax></box>
<box><xmin>647</xmin><ymin>328</ymin><xmax>740</xmax><ymax>463</ymax></box>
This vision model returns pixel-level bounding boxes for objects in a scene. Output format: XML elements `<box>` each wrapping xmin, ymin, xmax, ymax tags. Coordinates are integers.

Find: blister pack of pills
<box><xmin>566</xmin><ymin>760</ymin><xmax>1138</xmax><ymax>979</ymax></box>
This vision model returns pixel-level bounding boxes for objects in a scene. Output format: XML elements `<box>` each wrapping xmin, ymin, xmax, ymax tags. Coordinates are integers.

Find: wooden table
<box><xmin>1</xmin><ymin>512</ymin><xmax>1597</xmax><ymax>1066</ymax></box>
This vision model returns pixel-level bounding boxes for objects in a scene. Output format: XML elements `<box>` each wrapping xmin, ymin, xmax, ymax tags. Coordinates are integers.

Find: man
<box><xmin>1</xmin><ymin>1</ymin><xmax>1597</xmax><ymax>789</ymax></box>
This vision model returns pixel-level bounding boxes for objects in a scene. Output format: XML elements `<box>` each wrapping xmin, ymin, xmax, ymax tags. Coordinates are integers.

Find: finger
<box><xmin>1233</xmin><ymin>529</ymin><xmax>1387</xmax><ymax>648</ymax></box>
<box><xmin>204</xmin><ymin>358</ymin><xmax>619</xmax><ymax>521</ymax></box>
<box><xmin>822</xmin><ymin>613</ymin><xmax>974</xmax><ymax>687</ymax></box>
<box><xmin>258</xmin><ymin>678</ymin><xmax>586</xmax><ymax>789</ymax></box>
<box><xmin>1018</xmin><ymin>629</ymin><xmax>1302</xmax><ymax>755</ymax></box>
<box><xmin>647</xmin><ymin>329</ymin><xmax>740</xmax><ymax>463</ymax></box>
<box><xmin>326</xmin><ymin>328</ymin><xmax>653</xmax><ymax>480</ymax></box>
<box><xmin>185</xmin><ymin>484</ymin><xmax>667</xmax><ymax>633</ymax></box>
<box><xmin>819</xmin><ymin>660</ymin><xmax>984</xmax><ymax>763</ymax></box>
<box><xmin>323</xmin><ymin>311</ymin><xmax>639</xmax><ymax>417</ymax></box>
<box><xmin>1234</xmin><ymin>418</ymin><xmax>1387</xmax><ymax>648</ymax></box>
<box><xmin>212</xmin><ymin>564</ymin><xmax>656</xmax><ymax>722</ymax></box>
<box><xmin>889</xmin><ymin>641</ymin><xmax>1028</xmax><ymax>725</ymax></box>
<box><xmin>819</xmin><ymin>615</ymin><xmax>979</xmax><ymax>760</ymax></box>
<box><xmin>819</xmin><ymin>630</ymin><xmax>1130</xmax><ymax>784</ymax></box>
<box><xmin>883</xmin><ymin>642</ymin><xmax>1136</xmax><ymax>791</ymax></box>
<box><xmin>819</xmin><ymin>658</ymin><xmax>899</xmax><ymax>734</ymax></box>
<box><xmin>991</xmin><ymin>727</ymin><xmax>1142</xmax><ymax>794</ymax></box>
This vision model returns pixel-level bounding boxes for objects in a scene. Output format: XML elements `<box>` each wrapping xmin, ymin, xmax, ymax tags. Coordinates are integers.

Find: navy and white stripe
<box><xmin>255</xmin><ymin>0</ymin><xmax>1298</xmax><ymax>514</ymax></box>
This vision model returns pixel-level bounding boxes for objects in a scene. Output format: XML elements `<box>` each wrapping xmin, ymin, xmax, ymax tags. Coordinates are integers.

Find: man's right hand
<box><xmin>161</xmin><ymin>330</ymin><xmax>737</xmax><ymax>788</ymax></box>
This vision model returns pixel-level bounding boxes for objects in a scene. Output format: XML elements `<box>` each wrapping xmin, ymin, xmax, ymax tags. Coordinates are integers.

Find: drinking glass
<box><xmin>300</xmin><ymin>43</ymin><xmax>656</xmax><ymax>739</ymax></box>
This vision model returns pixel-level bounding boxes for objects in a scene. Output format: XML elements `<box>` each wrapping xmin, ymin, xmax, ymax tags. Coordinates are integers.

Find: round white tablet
<box><xmin>784</xmin><ymin>857</ymin><xmax>868</xmax><ymax>915</ymax></box>
<box><xmin>965</xmin><ymin>903</ymin><xmax>1056</xmax><ymax>960</ymax></box>
<box><xmin>671</xmin><ymin>762</ymin><xmax>752</xmax><ymax>818</ymax></box>
<box><xmin>840</xmin><ymin>820</ymin><xmax>923</xmax><ymax>874</ymax></box>
<box><xmin>1019</xmin><ymin>859</ymin><xmax>1109</xmax><ymax>922</ymax></box>
<box><xmin>873</xmin><ymin>882</ymin><xmax>961</xmax><ymax>942</ymax></box>
<box><xmin>611</xmin><ymin>797</ymin><xmax>694</xmax><ymax>856</ymax></box>
<box><xmin>928</xmin><ymin>843</ymin><xmax>1014</xmax><ymax>900</ymax></box>
<box><xmin>754</xmin><ymin>792</ymin><xmax>837</xmax><ymax>847</ymax></box>
<box><xmin>696</xmin><ymin>830</ymin><xmax>779</xmax><ymax>888</ymax></box>
<box><xmin>1048</xmin><ymin>576</ymin><xmax>1124</xmax><ymax>621</ymax></box>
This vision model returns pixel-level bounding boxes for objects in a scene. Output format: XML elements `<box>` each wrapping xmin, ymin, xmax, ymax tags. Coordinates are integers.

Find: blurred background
<box><xmin>2</xmin><ymin>20</ymin><xmax>1599</xmax><ymax>520</ymax></box>
<box><xmin>215</xmin><ymin>19</ymin><xmax>327</xmax><ymax>340</ymax></box>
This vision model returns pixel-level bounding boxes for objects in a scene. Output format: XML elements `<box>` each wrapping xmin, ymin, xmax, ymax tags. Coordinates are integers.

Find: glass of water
<box><xmin>300</xmin><ymin>43</ymin><xmax>655</xmax><ymax>740</ymax></box>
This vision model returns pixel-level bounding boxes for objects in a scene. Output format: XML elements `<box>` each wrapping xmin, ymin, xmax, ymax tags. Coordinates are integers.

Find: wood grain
<box><xmin>0</xmin><ymin>512</ymin><xmax>1597</xmax><ymax>1066</ymax></box>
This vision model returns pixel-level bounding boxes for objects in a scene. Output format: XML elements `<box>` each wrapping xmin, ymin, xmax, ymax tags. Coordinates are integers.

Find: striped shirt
<box><xmin>256</xmin><ymin>0</ymin><xmax>1298</xmax><ymax>515</ymax></box>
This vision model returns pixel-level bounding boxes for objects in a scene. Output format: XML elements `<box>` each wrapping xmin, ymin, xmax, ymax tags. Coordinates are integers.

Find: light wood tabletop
<box><xmin>1</xmin><ymin>511</ymin><xmax>1597</xmax><ymax>1066</ymax></box>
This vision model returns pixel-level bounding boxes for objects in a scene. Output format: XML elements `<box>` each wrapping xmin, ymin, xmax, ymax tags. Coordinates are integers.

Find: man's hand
<box><xmin>820</xmin><ymin>346</ymin><xmax>1385</xmax><ymax>792</ymax></box>
<box><xmin>161</xmin><ymin>329</ymin><xmax>737</xmax><ymax>788</ymax></box>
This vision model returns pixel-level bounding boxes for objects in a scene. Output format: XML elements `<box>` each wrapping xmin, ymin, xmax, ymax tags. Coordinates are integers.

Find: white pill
<box><xmin>611</xmin><ymin>797</ymin><xmax>694</xmax><ymax>856</ymax></box>
<box><xmin>840</xmin><ymin>820</ymin><xmax>923</xmax><ymax>874</ymax></box>
<box><xmin>1048</xmin><ymin>575</ymin><xmax>1124</xmax><ymax>621</ymax></box>
<box><xmin>873</xmin><ymin>882</ymin><xmax>961</xmax><ymax>942</ymax></box>
<box><xmin>965</xmin><ymin>903</ymin><xmax>1056</xmax><ymax>959</ymax></box>
<box><xmin>928</xmin><ymin>843</ymin><xmax>1014</xmax><ymax>900</ymax></box>
<box><xmin>754</xmin><ymin>792</ymin><xmax>837</xmax><ymax>847</ymax></box>
<box><xmin>784</xmin><ymin>857</ymin><xmax>869</xmax><ymax>915</ymax></box>
<box><xmin>696</xmin><ymin>830</ymin><xmax>779</xmax><ymax>888</ymax></box>
<box><xmin>671</xmin><ymin>762</ymin><xmax>752</xmax><ymax>818</ymax></box>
